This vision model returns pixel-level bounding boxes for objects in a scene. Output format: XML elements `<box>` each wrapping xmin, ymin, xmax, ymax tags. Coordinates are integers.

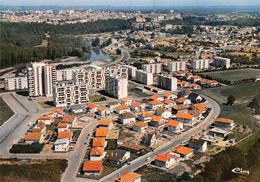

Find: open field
<box><xmin>200</xmin><ymin>69</ymin><xmax>260</xmax><ymax>83</ymax></box>
<box><xmin>0</xmin><ymin>159</ymin><xmax>67</xmax><ymax>182</ymax></box>
<box><xmin>198</xmin><ymin>82</ymin><xmax>260</xmax><ymax>128</ymax></box>
<box><xmin>0</xmin><ymin>97</ymin><xmax>14</xmax><ymax>126</ymax></box>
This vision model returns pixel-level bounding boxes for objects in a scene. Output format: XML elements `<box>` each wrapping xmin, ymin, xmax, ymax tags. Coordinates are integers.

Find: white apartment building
<box><xmin>158</xmin><ymin>74</ymin><xmax>177</xmax><ymax>91</ymax></box>
<box><xmin>27</xmin><ymin>62</ymin><xmax>56</xmax><ymax>97</ymax></box>
<box><xmin>135</xmin><ymin>70</ymin><xmax>153</xmax><ymax>85</ymax></box>
<box><xmin>213</xmin><ymin>57</ymin><xmax>231</xmax><ymax>69</ymax></box>
<box><xmin>123</xmin><ymin>65</ymin><xmax>137</xmax><ymax>79</ymax></box>
<box><xmin>72</xmin><ymin>66</ymin><xmax>128</xmax><ymax>90</ymax></box>
<box><xmin>142</xmin><ymin>63</ymin><xmax>162</xmax><ymax>74</ymax></box>
<box><xmin>167</xmin><ymin>61</ymin><xmax>186</xmax><ymax>72</ymax></box>
<box><xmin>191</xmin><ymin>59</ymin><xmax>210</xmax><ymax>70</ymax></box>
<box><xmin>53</xmin><ymin>81</ymin><xmax>89</xmax><ymax>107</ymax></box>
<box><xmin>4</xmin><ymin>77</ymin><xmax>28</xmax><ymax>91</ymax></box>
<box><xmin>105</xmin><ymin>75</ymin><xmax>128</xmax><ymax>99</ymax></box>
<box><xmin>56</xmin><ymin>69</ymin><xmax>74</xmax><ymax>81</ymax></box>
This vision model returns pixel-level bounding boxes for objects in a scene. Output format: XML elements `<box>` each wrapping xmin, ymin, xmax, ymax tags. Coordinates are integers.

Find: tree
<box><xmin>226</xmin><ymin>95</ymin><xmax>236</xmax><ymax>106</ymax></box>
<box><xmin>91</xmin><ymin>37</ymin><xmax>100</xmax><ymax>47</ymax></box>
<box><xmin>116</xmin><ymin>49</ymin><xmax>121</xmax><ymax>55</ymax></box>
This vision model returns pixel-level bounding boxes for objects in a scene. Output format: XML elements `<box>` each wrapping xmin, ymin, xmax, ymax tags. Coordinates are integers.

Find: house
<box><xmin>62</xmin><ymin>115</ymin><xmax>77</xmax><ymax>127</ymax></box>
<box><xmin>86</xmin><ymin>103</ymin><xmax>98</xmax><ymax>113</ymax></box>
<box><xmin>119</xmin><ymin>112</ymin><xmax>136</xmax><ymax>125</ymax></box>
<box><xmin>206</xmin><ymin>80</ymin><xmax>219</xmax><ymax>87</ymax></box>
<box><xmin>163</xmin><ymin>99</ymin><xmax>174</xmax><ymax>108</ymax></box>
<box><xmin>82</xmin><ymin>161</ymin><xmax>103</xmax><ymax>176</ymax></box>
<box><xmin>49</xmin><ymin>107</ymin><xmax>64</xmax><ymax>118</ymax></box>
<box><xmin>167</xmin><ymin>120</ymin><xmax>183</xmax><ymax>133</ymax></box>
<box><xmin>176</xmin><ymin>113</ymin><xmax>194</xmax><ymax>125</ymax></box>
<box><xmin>32</xmin><ymin>121</ymin><xmax>46</xmax><ymax>135</ymax></box>
<box><xmin>115</xmin><ymin>104</ymin><xmax>130</xmax><ymax>114</ymax></box>
<box><xmin>187</xmin><ymin>93</ymin><xmax>203</xmax><ymax>103</ymax></box>
<box><xmin>120</xmin><ymin>143</ymin><xmax>146</xmax><ymax>153</ymax></box>
<box><xmin>37</xmin><ymin>115</ymin><xmax>55</xmax><ymax>125</ymax></box>
<box><xmin>150</xmin><ymin>115</ymin><xmax>164</xmax><ymax>127</ymax></box>
<box><xmin>57</xmin><ymin>123</ymin><xmax>69</xmax><ymax>133</ymax></box>
<box><xmin>178</xmin><ymin>89</ymin><xmax>191</xmax><ymax>98</ymax></box>
<box><xmin>90</xmin><ymin>147</ymin><xmax>106</xmax><ymax>161</ymax></box>
<box><xmin>141</xmin><ymin>131</ymin><xmax>158</xmax><ymax>147</ymax></box>
<box><xmin>147</xmin><ymin>100</ymin><xmax>162</xmax><ymax>110</ymax></box>
<box><xmin>131</xmin><ymin>102</ymin><xmax>142</xmax><ymax>111</ymax></box>
<box><xmin>189</xmin><ymin>110</ymin><xmax>203</xmax><ymax>121</ymax></box>
<box><xmin>150</xmin><ymin>94</ymin><xmax>163</xmax><ymax>101</ymax></box>
<box><xmin>108</xmin><ymin>149</ymin><xmax>131</xmax><ymax>166</ymax></box>
<box><xmin>162</xmin><ymin>91</ymin><xmax>177</xmax><ymax>100</ymax></box>
<box><xmin>188</xmin><ymin>137</ymin><xmax>208</xmax><ymax>153</ymax></box>
<box><xmin>69</xmin><ymin>105</ymin><xmax>86</xmax><ymax>114</ymax></box>
<box><xmin>178</xmin><ymin>80</ymin><xmax>190</xmax><ymax>88</ymax></box>
<box><xmin>190</xmin><ymin>75</ymin><xmax>201</xmax><ymax>82</ymax></box>
<box><xmin>24</xmin><ymin>132</ymin><xmax>44</xmax><ymax>144</ymax></box>
<box><xmin>133</xmin><ymin>122</ymin><xmax>148</xmax><ymax>132</ymax></box>
<box><xmin>188</xmin><ymin>83</ymin><xmax>201</xmax><ymax>90</ymax></box>
<box><xmin>99</xmin><ymin>119</ymin><xmax>112</xmax><ymax>129</ymax></box>
<box><xmin>208</xmin><ymin>127</ymin><xmax>231</xmax><ymax>138</ymax></box>
<box><xmin>95</xmin><ymin>128</ymin><xmax>109</xmax><ymax>138</ymax></box>
<box><xmin>175</xmin><ymin>97</ymin><xmax>191</xmax><ymax>105</ymax></box>
<box><xmin>58</xmin><ymin>130</ymin><xmax>73</xmax><ymax>140</ymax></box>
<box><xmin>120</xmin><ymin>97</ymin><xmax>132</xmax><ymax>106</ymax></box>
<box><xmin>137</xmin><ymin>111</ymin><xmax>153</xmax><ymax>122</ymax></box>
<box><xmin>92</xmin><ymin>138</ymin><xmax>107</xmax><ymax>148</ymax></box>
<box><xmin>96</xmin><ymin>106</ymin><xmax>110</xmax><ymax>116</ymax></box>
<box><xmin>114</xmin><ymin>172</ymin><xmax>141</xmax><ymax>182</ymax></box>
<box><xmin>154</xmin><ymin>153</ymin><xmax>179</xmax><ymax>169</ymax></box>
<box><xmin>155</xmin><ymin>108</ymin><xmax>172</xmax><ymax>119</ymax></box>
<box><xmin>54</xmin><ymin>138</ymin><xmax>70</xmax><ymax>152</ymax></box>
<box><xmin>193</xmin><ymin>103</ymin><xmax>207</xmax><ymax>113</ymax></box>
<box><xmin>172</xmin><ymin>145</ymin><xmax>193</xmax><ymax>160</ymax></box>
<box><xmin>214</xmin><ymin>118</ymin><xmax>235</xmax><ymax>129</ymax></box>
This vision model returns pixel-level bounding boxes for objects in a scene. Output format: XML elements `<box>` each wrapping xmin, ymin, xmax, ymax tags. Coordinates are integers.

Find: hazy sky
<box><xmin>1</xmin><ymin>0</ymin><xmax>259</xmax><ymax>6</ymax></box>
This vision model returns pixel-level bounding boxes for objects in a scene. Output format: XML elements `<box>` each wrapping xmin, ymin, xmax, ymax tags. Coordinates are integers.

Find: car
<box><xmin>145</xmin><ymin>157</ymin><xmax>151</xmax><ymax>162</ymax></box>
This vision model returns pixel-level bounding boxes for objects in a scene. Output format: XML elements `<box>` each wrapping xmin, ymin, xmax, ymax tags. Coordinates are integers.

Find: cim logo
<box><xmin>232</xmin><ymin>168</ymin><xmax>250</xmax><ymax>175</ymax></box>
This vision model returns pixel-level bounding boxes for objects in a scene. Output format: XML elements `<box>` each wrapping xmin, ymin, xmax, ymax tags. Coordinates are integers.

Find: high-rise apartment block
<box><xmin>158</xmin><ymin>74</ymin><xmax>177</xmax><ymax>91</ymax></box>
<box><xmin>213</xmin><ymin>57</ymin><xmax>231</xmax><ymax>69</ymax></box>
<box><xmin>105</xmin><ymin>75</ymin><xmax>128</xmax><ymax>99</ymax></box>
<box><xmin>135</xmin><ymin>70</ymin><xmax>153</xmax><ymax>85</ymax></box>
<box><xmin>142</xmin><ymin>63</ymin><xmax>162</xmax><ymax>74</ymax></box>
<box><xmin>167</xmin><ymin>61</ymin><xmax>186</xmax><ymax>72</ymax></box>
<box><xmin>191</xmin><ymin>59</ymin><xmax>210</xmax><ymax>70</ymax></box>
<box><xmin>27</xmin><ymin>63</ymin><xmax>56</xmax><ymax>97</ymax></box>
<box><xmin>53</xmin><ymin>81</ymin><xmax>89</xmax><ymax>107</ymax></box>
<box><xmin>4</xmin><ymin>77</ymin><xmax>28</xmax><ymax>91</ymax></box>
<box><xmin>123</xmin><ymin>65</ymin><xmax>137</xmax><ymax>79</ymax></box>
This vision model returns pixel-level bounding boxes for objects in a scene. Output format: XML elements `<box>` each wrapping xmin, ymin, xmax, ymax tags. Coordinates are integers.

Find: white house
<box><xmin>114</xmin><ymin>172</ymin><xmax>141</xmax><ymax>182</ymax></box>
<box><xmin>54</xmin><ymin>138</ymin><xmax>70</xmax><ymax>152</ymax></box>
<box><xmin>154</xmin><ymin>153</ymin><xmax>179</xmax><ymax>169</ymax></box>
<box><xmin>155</xmin><ymin>108</ymin><xmax>172</xmax><ymax>119</ymax></box>
<box><xmin>90</xmin><ymin>147</ymin><xmax>106</xmax><ymax>161</ymax></box>
<box><xmin>115</xmin><ymin>104</ymin><xmax>131</xmax><ymax>115</ymax></box>
<box><xmin>119</xmin><ymin>112</ymin><xmax>136</xmax><ymax>125</ymax></box>
<box><xmin>167</xmin><ymin>120</ymin><xmax>184</xmax><ymax>133</ymax></box>
<box><xmin>137</xmin><ymin>111</ymin><xmax>153</xmax><ymax>122</ymax></box>
<box><xmin>57</xmin><ymin>123</ymin><xmax>69</xmax><ymax>133</ymax></box>
<box><xmin>133</xmin><ymin>122</ymin><xmax>148</xmax><ymax>132</ymax></box>
<box><xmin>37</xmin><ymin>115</ymin><xmax>55</xmax><ymax>125</ymax></box>
<box><xmin>188</xmin><ymin>137</ymin><xmax>208</xmax><ymax>153</ymax></box>
<box><xmin>82</xmin><ymin>161</ymin><xmax>103</xmax><ymax>176</ymax></box>
<box><xmin>147</xmin><ymin>100</ymin><xmax>162</xmax><ymax>110</ymax></box>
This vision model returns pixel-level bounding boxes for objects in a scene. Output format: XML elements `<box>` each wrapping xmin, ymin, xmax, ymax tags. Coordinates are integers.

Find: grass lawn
<box><xmin>198</xmin><ymin>82</ymin><xmax>260</xmax><ymax>128</ymax></box>
<box><xmin>10</xmin><ymin>144</ymin><xmax>44</xmax><ymax>153</ymax></box>
<box><xmin>200</xmin><ymin>69</ymin><xmax>260</xmax><ymax>83</ymax></box>
<box><xmin>0</xmin><ymin>159</ymin><xmax>67</xmax><ymax>182</ymax></box>
<box><xmin>89</xmin><ymin>95</ymin><xmax>106</xmax><ymax>102</ymax></box>
<box><xmin>0</xmin><ymin>97</ymin><xmax>14</xmax><ymax>126</ymax></box>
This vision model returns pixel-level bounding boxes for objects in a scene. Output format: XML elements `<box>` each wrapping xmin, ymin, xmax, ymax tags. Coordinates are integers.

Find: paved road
<box><xmin>101</xmin><ymin>48</ymin><xmax>130</xmax><ymax>67</ymax></box>
<box><xmin>100</xmin><ymin>94</ymin><xmax>220</xmax><ymax>182</ymax></box>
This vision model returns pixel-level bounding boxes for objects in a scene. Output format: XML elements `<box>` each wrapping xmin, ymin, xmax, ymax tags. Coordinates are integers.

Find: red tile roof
<box><xmin>82</xmin><ymin>161</ymin><xmax>103</xmax><ymax>172</ymax></box>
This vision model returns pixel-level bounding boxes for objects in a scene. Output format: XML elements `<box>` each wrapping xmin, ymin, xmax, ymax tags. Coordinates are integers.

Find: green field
<box><xmin>198</xmin><ymin>82</ymin><xmax>260</xmax><ymax>128</ymax></box>
<box><xmin>0</xmin><ymin>159</ymin><xmax>67</xmax><ymax>182</ymax></box>
<box><xmin>0</xmin><ymin>97</ymin><xmax>14</xmax><ymax>126</ymax></box>
<box><xmin>200</xmin><ymin>69</ymin><xmax>260</xmax><ymax>83</ymax></box>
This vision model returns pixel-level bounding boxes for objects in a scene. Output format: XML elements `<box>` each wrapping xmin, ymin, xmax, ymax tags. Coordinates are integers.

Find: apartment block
<box><xmin>123</xmin><ymin>65</ymin><xmax>137</xmax><ymax>79</ymax></box>
<box><xmin>27</xmin><ymin>62</ymin><xmax>56</xmax><ymax>97</ymax></box>
<box><xmin>142</xmin><ymin>63</ymin><xmax>162</xmax><ymax>74</ymax></box>
<box><xmin>167</xmin><ymin>61</ymin><xmax>186</xmax><ymax>72</ymax></box>
<box><xmin>53</xmin><ymin>81</ymin><xmax>89</xmax><ymax>107</ymax></box>
<box><xmin>135</xmin><ymin>70</ymin><xmax>153</xmax><ymax>85</ymax></box>
<box><xmin>213</xmin><ymin>57</ymin><xmax>231</xmax><ymax>69</ymax></box>
<box><xmin>105</xmin><ymin>75</ymin><xmax>128</xmax><ymax>99</ymax></box>
<box><xmin>56</xmin><ymin>69</ymin><xmax>74</xmax><ymax>81</ymax></box>
<box><xmin>4</xmin><ymin>77</ymin><xmax>28</xmax><ymax>91</ymax></box>
<box><xmin>191</xmin><ymin>59</ymin><xmax>210</xmax><ymax>70</ymax></box>
<box><xmin>158</xmin><ymin>74</ymin><xmax>177</xmax><ymax>91</ymax></box>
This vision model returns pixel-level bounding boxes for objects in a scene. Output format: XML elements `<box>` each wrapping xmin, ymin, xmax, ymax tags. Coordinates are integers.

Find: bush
<box><xmin>10</xmin><ymin>144</ymin><xmax>44</xmax><ymax>153</ymax></box>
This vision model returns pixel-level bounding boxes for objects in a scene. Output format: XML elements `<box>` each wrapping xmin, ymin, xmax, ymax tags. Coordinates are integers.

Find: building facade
<box><xmin>158</xmin><ymin>74</ymin><xmax>177</xmax><ymax>91</ymax></box>
<box><xmin>167</xmin><ymin>61</ymin><xmax>186</xmax><ymax>72</ymax></box>
<box><xmin>213</xmin><ymin>57</ymin><xmax>231</xmax><ymax>69</ymax></box>
<box><xmin>135</xmin><ymin>70</ymin><xmax>153</xmax><ymax>85</ymax></box>
<box><xmin>4</xmin><ymin>77</ymin><xmax>28</xmax><ymax>91</ymax></box>
<box><xmin>123</xmin><ymin>65</ymin><xmax>137</xmax><ymax>79</ymax></box>
<box><xmin>191</xmin><ymin>59</ymin><xmax>210</xmax><ymax>70</ymax></box>
<box><xmin>105</xmin><ymin>75</ymin><xmax>128</xmax><ymax>99</ymax></box>
<box><xmin>142</xmin><ymin>63</ymin><xmax>162</xmax><ymax>74</ymax></box>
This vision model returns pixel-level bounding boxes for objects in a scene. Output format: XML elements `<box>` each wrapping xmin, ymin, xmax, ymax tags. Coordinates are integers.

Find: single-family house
<box><xmin>137</xmin><ymin>111</ymin><xmax>153</xmax><ymax>122</ymax></box>
<box><xmin>115</xmin><ymin>104</ymin><xmax>130</xmax><ymax>115</ymax></box>
<box><xmin>58</xmin><ymin>130</ymin><xmax>73</xmax><ymax>140</ymax></box>
<box><xmin>32</xmin><ymin>121</ymin><xmax>46</xmax><ymax>135</ymax></box>
<box><xmin>175</xmin><ymin>97</ymin><xmax>191</xmax><ymax>105</ymax></box>
<box><xmin>176</xmin><ymin>113</ymin><xmax>194</xmax><ymax>125</ymax></box>
<box><xmin>95</xmin><ymin>128</ymin><xmax>109</xmax><ymax>138</ymax></box>
<box><xmin>49</xmin><ymin>107</ymin><xmax>64</xmax><ymax>118</ymax></box>
<box><xmin>82</xmin><ymin>161</ymin><xmax>103</xmax><ymax>176</ymax></box>
<box><xmin>96</xmin><ymin>106</ymin><xmax>110</xmax><ymax>116</ymax></box>
<box><xmin>188</xmin><ymin>83</ymin><xmax>201</xmax><ymax>90</ymax></box>
<box><xmin>62</xmin><ymin>115</ymin><xmax>77</xmax><ymax>127</ymax></box>
<box><xmin>120</xmin><ymin>97</ymin><xmax>132</xmax><ymax>106</ymax></box>
<box><xmin>57</xmin><ymin>123</ymin><xmax>69</xmax><ymax>133</ymax></box>
<box><xmin>119</xmin><ymin>112</ymin><xmax>136</xmax><ymax>125</ymax></box>
<box><xmin>108</xmin><ymin>149</ymin><xmax>131</xmax><ymax>166</ymax></box>
<box><xmin>69</xmin><ymin>105</ymin><xmax>86</xmax><ymax>114</ymax></box>
<box><xmin>214</xmin><ymin>118</ymin><xmax>235</xmax><ymax>129</ymax></box>
<box><xmin>147</xmin><ymin>100</ymin><xmax>162</xmax><ymax>110</ymax></box>
<box><xmin>206</xmin><ymin>80</ymin><xmax>219</xmax><ymax>87</ymax></box>
<box><xmin>155</xmin><ymin>108</ymin><xmax>172</xmax><ymax>119</ymax></box>
<box><xmin>133</xmin><ymin>122</ymin><xmax>148</xmax><ymax>132</ymax></box>
<box><xmin>187</xmin><ymin>93</ymin><xmax>203</xmax><ymax>103</ymax></box>
<box><xmin>172</xmin><ymin>105</ymin><xmax>189</xmax><ymax>114</ymax></box>
<box><xmin>154</xmin><ymin>153</ymin><xmax>179</xmax><ymax>169</ymax></box>
<box><xmin>115</xmin><ymin>172</ymin><xmax>141</xmax><ymax>182</ymax></box>
<box><xmin>54</xmin><ymin>138</ymin><xmax>70</xmax><ymax>152</ymax></box>
<box><xmin>150</xmin><ymin>115</ymin><xmax>164</xmax><ymax>127</ymax></box>
<box><xmin>167</xmin><ymin>120</ymin><xmax>183</xmax><ymax>133</ymax></box>
<box><xmin>188</xmin><ymin>137</ymin><xmax>208</xmax><ymax>153</ymax></box>
<box><xmin>190</xmin><ymin>75</ymin><xmax>201</xmax><ymax>82</ymax></box>
<box><xmin>99</xmin><ymin>119</ymin><xmax>112</xmax><ymax>129</ymax></box>
<box><xmin>37</xmin><ymin>115</ymin><xmax>55</xmax><ymax>125</ymax></box>
<box><xmin>171</xmin><ymin>145</ymin><xmax>193</xmax><ymax>160</ymax></box>
<box><xmin>162</xmin><ymin>92</ymin><xmax>177</xmax><ymax>100</ymax></box>
<box><xmin>193</xmin><ymin>103</ymin><xmax>207</xmax><ymax>113</ymax></box>
<box><xmin>130</xmin><ymin>102</ymin><xmax>142</xmax><ymax>111</ymax></box>
<box><xmin>120</xmin><ymin>143</ymin><xmax>146</xmax><ymax>153</ymax></box>
<box><xmin>90</xmin><ymin>147</ymin><xmax>106</xmax><ymax>161</ymax></box>
<box><xmin>92</xmin><ymin>138</ymin><xmax>107</xmax><ymax>148</ymax></box>
<box><xmin>24</xmin><ymin>132</ymin><xmax>44</xmax><ymax>144</ymax></box>
<box><xmin>141</xmin><ymin>131</ymin><xmax>158</xmax><ymax>147</ymax></box>
<box><xmin>86</xmin><ymin>103</ymin><xmax>98</xmax><ymax>113</ymax></box>
<box><xmin>150</xmin><ymin>94</ymin><xmax>164</xmax><ymax>101</ymax></box>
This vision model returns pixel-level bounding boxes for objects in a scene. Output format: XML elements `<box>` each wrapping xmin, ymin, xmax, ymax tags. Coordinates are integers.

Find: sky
<box><xmin>1</xmin><ymin>0</ymin><xmax>260</xmax><ymax>7</ymax></box>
